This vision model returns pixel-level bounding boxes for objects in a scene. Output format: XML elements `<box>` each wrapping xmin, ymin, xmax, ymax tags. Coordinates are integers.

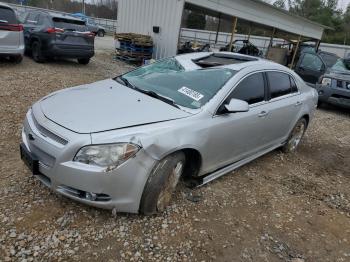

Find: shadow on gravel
<box><xmin>317</xmin><ymin>104</ymin><xmax>350</xmax><ymax>117</ymax></box>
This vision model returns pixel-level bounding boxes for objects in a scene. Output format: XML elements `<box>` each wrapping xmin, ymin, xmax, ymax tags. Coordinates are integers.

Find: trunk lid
<box><xmin>52</xmin><ymin>17</ymin><xmax>94</xmax><ymax>48</ymax></box>
<box><xmin>39</xmin><ymin>79</ymin><xmax>191</xmax><ymax>134</ymax></box>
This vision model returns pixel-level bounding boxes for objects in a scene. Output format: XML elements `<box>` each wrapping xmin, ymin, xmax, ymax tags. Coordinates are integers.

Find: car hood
<box><xmin>325</xmin><ymin>69</ymin><xmax>350</xmax><ymax>81</ymax></box>
<box><xmin>39</xmin><ymin>79</ymin><xmax>191</xmax><ymax>134</ymax></box>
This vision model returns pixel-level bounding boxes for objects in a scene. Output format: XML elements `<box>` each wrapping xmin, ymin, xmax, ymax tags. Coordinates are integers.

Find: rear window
<box><xmin>0</xmin><ymin>6</ymin><xmax>17</xmax><ymax>24</ymax></box>
<box><xmin>53</xmin><ymin>17</ymin><xmax>86</xmax><ymax>31</ymax></box>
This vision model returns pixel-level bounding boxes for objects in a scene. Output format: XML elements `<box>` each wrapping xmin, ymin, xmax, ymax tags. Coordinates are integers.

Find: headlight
<box><xmin>74</xmin><ymin>143</ymin><xmax>140</xmax><ymax>171</ymax></box>
<box><xmin>321</xmin><ymin>77</ymin><xmax>332</xmax><ymax>86</ymax></box>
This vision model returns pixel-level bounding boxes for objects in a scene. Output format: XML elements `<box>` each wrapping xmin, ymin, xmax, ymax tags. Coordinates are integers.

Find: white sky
<box><xmin>338</xmin><ymin>0</ymin><xmax>350</xmax><ymax>9</ymax></box>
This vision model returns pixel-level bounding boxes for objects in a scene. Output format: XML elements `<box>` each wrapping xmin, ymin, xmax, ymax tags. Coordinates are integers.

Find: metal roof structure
<box><xmin>117</xmin><ymin>0</ymin><xmax>329</xmax><ymax>58</ymax></box>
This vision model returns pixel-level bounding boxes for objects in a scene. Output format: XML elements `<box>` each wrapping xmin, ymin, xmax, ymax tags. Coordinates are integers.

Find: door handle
<box><xmin>258</xmin><ymin>111</ymin><xmax>269</xmax><ymax>118</ymax></box>
<box><xmin>295</xmin><ymin>101</ymin><xmax>303</xmax><ymax>107</ymax></box>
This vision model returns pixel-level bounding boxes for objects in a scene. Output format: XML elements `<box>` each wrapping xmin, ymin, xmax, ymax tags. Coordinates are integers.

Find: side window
<box><xmin>229</xmin><ymin>73</ymin><xmax>265</xmax><ymax>105</ymax></box>
<box><xmin>267</xmin><ymin>72</ymin><xmax>293</xmax><ymax>99</ymax></box>
<box><xmin>25</xmin><ymin>12</ymin><xmax>38</xmax><ymax>24</ymax></box>
<box><xmin>290</xmin><ymin>76</ymin><xmax>298</xmax><ymax>93</ymax></box>
<box><xmin>34</xmin><ymin>14</ymin><xmax>42</xmax><ymax>25</ymax></box>
<box><xmin>300</xmin><ymin>53</ymin><xmax>323</xmax><ymax>71</ymax></box>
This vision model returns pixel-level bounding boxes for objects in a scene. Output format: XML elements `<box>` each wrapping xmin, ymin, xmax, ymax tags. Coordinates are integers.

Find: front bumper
<box><xmin>21</xmin><ymin>108</ymin><xmax>156</xmax><ymax>213</ymax></box>
<box><xmin>315</xmin><ymin>84</ymin><xmax>350</xmax><ymax>109</ymax></box>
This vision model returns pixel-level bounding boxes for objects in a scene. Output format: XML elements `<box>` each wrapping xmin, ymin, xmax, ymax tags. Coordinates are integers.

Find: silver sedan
<box><xmin>20</xmin><ymin>52</ymin><xmax>318</xmax><ymax>214</ymax></box>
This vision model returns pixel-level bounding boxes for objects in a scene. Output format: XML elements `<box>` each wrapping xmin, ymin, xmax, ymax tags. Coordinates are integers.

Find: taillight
<box><xmin>0</xmin><ymin>24</ymin><xmax>23</xmax><ymax>31</ymax></box>
<box><xmin>46</xmin><ymin>27</ymin><xmax>64</xmax><ymax>33</ymax></box>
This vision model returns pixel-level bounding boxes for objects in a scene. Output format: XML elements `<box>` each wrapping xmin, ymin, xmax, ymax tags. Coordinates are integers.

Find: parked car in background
<box><xmin>22</xmin><ymin>11</ymin><xmax>95</xmax><ymax>64</ymax></box>
<box><xmin>0</xmin><ymin>2</ymin><xmax>24</xmax><ymax>63</ymax></box>
<box><xmin>20</xmin><ymin>52</ymin><xmax>318</xmax><ymax>214</ymax></box>
<box><xmin>71</xmin><ymin>13</ymin><xmax>106</xmax><ymax>37</ymax></box>
<box><xmin>314</xmin><ymin>58</ymin><xmax>350</xmax><ymax>109</ymax></box>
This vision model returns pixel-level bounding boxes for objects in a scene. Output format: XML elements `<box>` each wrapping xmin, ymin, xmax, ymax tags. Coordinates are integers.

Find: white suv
<box><xmin>0</xmin><ymin>2</ymin><xmax>24</xmax><ymax>63</ymax></box>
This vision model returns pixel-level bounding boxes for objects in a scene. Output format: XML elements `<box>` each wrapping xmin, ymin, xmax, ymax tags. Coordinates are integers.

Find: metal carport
<box><xmin>116</xmin><ymin>0</ymin><xmax>329</xmax><ymax>60</ymax></box>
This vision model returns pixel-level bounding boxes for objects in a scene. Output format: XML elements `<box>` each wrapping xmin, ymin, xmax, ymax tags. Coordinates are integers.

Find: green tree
<box><xmin>273</xmin><ymin>0</ymin><xmax>286</xmax><ymax>9</ymax></box>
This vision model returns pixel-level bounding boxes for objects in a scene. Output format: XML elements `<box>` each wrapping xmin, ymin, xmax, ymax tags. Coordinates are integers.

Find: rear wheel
<box><xmin>77</xmin><ymin>58</ymin><xmax>90</xmax><ymax>65</ymax></box>
<box><xmin>9</xmin><ymin>55</ymin><xmax>23</xmax><ymax>63</ymax></box>
<box><xmin>97</xmin><ymin>30</ymin><xmax>105</xmax><ymax>37</ymax></box>
<box><xmin>140</xmin><ymin>152</ymin><xmax>186</xmax><ymax>215</ymax></box>
<box><xmin>31</xmin><ymin>41</ymin><xmax>45</xmax><ymax>63</ymax></box>
<box><xmin>282</xmin><ymin>118</ymin><xmax>307</xmax><ymax>153</ymax></box>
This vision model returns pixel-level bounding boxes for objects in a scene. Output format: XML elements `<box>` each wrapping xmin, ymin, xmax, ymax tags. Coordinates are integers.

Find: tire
<box><xmin>31</xmin><ymin>41</ymin><xmax>45</xmax><ymax>63</ymax></box>
<box><xmin>140</xmin><ymin>152</ymin><xmax>186</xmax><ymax>215</ymax></box>
<box><xmin>97</xmin><ymin>30</ymin><xmax>105</xmax><ymax>37</ymax></box>
<box><xmin>77</xmin><ymin>58</ymin><xmax>90</xmax><ymax>65</ymax></box>
<box><xmin>282</xmin><ymin>118</ymin><xmax>307</xmax><ymax>153</ymax></box>
<box><xmin>9</xmin><ymin>55</ymin><xmax>23</xmax><ymax>64</ymax></box>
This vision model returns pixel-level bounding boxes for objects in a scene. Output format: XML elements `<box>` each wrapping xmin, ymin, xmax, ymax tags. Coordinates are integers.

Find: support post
<box><xmin>247</xmin><ymin>23</ymin><xmax>252</xmax><ymax>41</ymax></box>
<box><xmin>290</xmin><ymin>35</ymin><xmax>301</xmax><ymax>69</ymax></box>
<box><xmin>315</xmin><ymin>39</ymin><xmax>321</xmax><ymax>52</ymax></box>
<box><xmin>269</xmin><ymin>27</ymin><xmax>276</xmax><ymax>47</ymax></box>
<box><xmin>228</xmin><ymin>16</ymin><xmax>238</xmax><ymax>52</ymax></box>
<box><xmin>215</xmin><ymin>13</ymin><xmax>222</xmax><ymax>45</ymax></box>
<box><xmin>82</xmin><ymin>0</ymin><xmax>86</xmax><ymax>14</ymax></box>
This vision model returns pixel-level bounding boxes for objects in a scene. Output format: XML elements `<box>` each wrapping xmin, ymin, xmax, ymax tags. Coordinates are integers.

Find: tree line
<box><xmin>272</xmin><ymin>0</ymin><xmax>350</xmax><ymax>45</ymax></box>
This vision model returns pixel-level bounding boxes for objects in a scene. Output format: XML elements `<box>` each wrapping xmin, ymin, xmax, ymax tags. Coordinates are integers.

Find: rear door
<box><xmin>295</xmin><ymin>52</ymin><xmax>326</xmax><ymax>85</ymax></box>
<box><xmin>52</xmin><ymin>17</ymin><xmax>94</xmax><ymax>49</ymax></box>
<box><xmin>263</xmin><ymin>71</ymin><xmax>302</xmax><ymax>144</ymax></box>
<box><xmin>0</xmin><ymin>5</ymin><xmax>21</xmax><ymax>50</ymax></box>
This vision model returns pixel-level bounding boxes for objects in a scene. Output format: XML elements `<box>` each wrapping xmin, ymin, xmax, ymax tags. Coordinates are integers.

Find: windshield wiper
<box><xmin>114</xmin><ymin>76</ymin><xmax>179</xmax><ymax>108</ymax></box>
<box><xmin>136</xmin><ymin>88</ymin><xmax>180</xmax><ymax>109</ymax></box>
<box><xmin>115</xmin><ymin>76</ymin><xmax>135</xmax><ymax>88</ymax></box>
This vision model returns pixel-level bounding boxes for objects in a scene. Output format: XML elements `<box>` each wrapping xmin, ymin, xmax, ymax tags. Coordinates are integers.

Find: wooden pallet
<box><xmin>115</xmin><ymin>33</ymin><xmax>153</xmax><ymax>46</ymax></box>
<box><xmin>116</xmin><ymin>49</ymin><xmax>152</xmax><ymax>58</ymax></box>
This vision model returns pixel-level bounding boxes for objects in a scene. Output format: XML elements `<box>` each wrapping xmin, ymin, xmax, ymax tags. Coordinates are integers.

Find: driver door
<box><xmin>204</xmin><ymin>72</ymin><xmax>273</xmax><ymax>172</ymax></box>
<box><xmin>295</xmin><ymin>53</ymin><xmax>326</xmax><ymax>85</ymax></box>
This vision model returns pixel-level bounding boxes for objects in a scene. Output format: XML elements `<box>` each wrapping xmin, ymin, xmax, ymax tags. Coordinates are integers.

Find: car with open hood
<box><xmin>20</xmin><ymin>52</ymin><xmax>318</xmax><ymax>214</ymax></box>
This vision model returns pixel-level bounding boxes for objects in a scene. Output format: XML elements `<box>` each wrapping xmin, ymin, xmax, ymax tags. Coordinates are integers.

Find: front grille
<box><xmin>31</xmin><ymin>112</ymin><xmax>68</xmax><ymax>145</ymax></box>
<box><xmin>24</xmin><ymin>119</ymin><xmax>56</xmax><ymax>167</ymax></box>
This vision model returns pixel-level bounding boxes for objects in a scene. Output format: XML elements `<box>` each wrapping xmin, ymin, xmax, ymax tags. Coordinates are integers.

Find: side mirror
<box><xmin>224</xmin><ymin>98</ymin><xmax>249</xmax><ymax>113</ymax></box>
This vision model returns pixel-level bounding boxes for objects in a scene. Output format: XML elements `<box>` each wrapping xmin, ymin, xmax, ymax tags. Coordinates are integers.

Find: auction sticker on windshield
<box><xmin>178</xmin><ymin>87</ymin><xmax>204</xmax><ymax>101</ymax></box>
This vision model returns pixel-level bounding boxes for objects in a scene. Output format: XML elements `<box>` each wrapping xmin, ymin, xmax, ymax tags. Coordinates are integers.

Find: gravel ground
<box><xmin>0</xmin><ymin>51</ymin><xmax>350</xmax><ymax>262</ymax></box>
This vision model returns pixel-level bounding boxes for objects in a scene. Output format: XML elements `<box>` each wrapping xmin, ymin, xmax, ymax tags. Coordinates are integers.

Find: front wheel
<box><xmin>97</xmin><ymin>30</ymin><xmax>105</xmax><ymax>37</ymax></box>
<box><xmin>140</xmin><ymin>152</ymin><xmax>186</xmax><ymax>215</ymax></box>
<box><xmin>77</xmin><ymin>58</ymin><xmax>90</xmax><ymax>65</ymax></box>
<box><xmin>282</xmin><ymin>118</ymin><xmax>307</xmax><ymax>153</ymax></box>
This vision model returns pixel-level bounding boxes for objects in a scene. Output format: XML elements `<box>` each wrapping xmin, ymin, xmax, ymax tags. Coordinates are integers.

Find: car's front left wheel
<box><xmin>140</xmin><ymin>152</ymin><xmax>186</xmax><ymax>215</ymax></box>
<box><xmin>282</xmin><ymin>118</ymin><xmax>307</xmax><ymax>153</ymax></box>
